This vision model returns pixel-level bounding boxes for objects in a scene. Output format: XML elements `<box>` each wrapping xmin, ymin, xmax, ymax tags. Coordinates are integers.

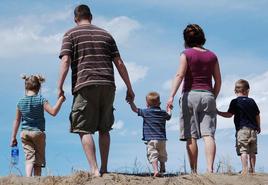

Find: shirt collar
<box><xmin>148</xmin><ymin>106</ymin><xmax>161</xmax><ymax>109</ymax></box>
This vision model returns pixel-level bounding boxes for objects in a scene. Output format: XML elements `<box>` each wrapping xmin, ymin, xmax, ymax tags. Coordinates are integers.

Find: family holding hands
<box><xmin>10</xmin><ymin>4</ymin><xmax>261</xmax><ymax>177</ymax></box>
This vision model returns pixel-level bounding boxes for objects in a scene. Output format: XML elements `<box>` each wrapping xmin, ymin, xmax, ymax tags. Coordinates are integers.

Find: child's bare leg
<box><xmin>240</xmin><ymin>153</ymin><xmax>248</xmax><ymax>175</ymax></box>
<box><xmin>152</xmin><ymin>160</ymin><xmax>159</xmax><ymax>177</ymax></box>
<box><xmin>160</xmin><ymin>162</ymin><xmax>166</xmax><ymax>173</ymax></box>
<box><xmin>33</xmin><ymin>165</ymin><xmax>42</xmax><ymax>176</ymax></box>
<box><xmin>249</xmin><ymin>154</ymin><xmax>256</xmax><ymax>173</ymax></box>
<box><xmin>25</xmin><ymin>163</ymin><xmax>34</xmax><ymax>177</ymax></box>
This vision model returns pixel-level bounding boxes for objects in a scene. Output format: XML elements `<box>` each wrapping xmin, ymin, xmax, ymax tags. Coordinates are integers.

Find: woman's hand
<box><xmin>166</xmin><ymin>97</ymin><xmax>174</xmax><ymax>111</ymax></box>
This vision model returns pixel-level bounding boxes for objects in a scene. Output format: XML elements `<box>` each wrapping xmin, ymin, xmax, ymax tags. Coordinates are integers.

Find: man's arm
<box><xmin>58</xmin><ymin>55</ymin><xmax>71</xmax><ymax>98</ymax></box>
<box><xmin>113</xmin><ymin>56</ymin><xmax>135</xmax><ymax>101</ymax></box>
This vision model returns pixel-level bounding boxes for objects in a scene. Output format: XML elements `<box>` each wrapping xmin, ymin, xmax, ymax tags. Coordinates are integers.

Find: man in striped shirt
<box><xmin>58</xmin><ymin>4</ymin><xmax>135</xmax><ymax>176</ymax></box>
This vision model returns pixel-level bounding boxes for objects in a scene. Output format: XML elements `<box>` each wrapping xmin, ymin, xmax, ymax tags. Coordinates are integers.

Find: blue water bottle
<box><xmin>11</xmin><ymin>145</ymin><xmax>19</xmax><ymax>165</ymax></box>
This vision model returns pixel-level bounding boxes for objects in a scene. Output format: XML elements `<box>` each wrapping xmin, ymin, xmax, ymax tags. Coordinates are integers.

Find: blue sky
<box><xmin>1</xmin><ymin>0</ymin><xmax>268</xmax><ymax>176</ymax></box>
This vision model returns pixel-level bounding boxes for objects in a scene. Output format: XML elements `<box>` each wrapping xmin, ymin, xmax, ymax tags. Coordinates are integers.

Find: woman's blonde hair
<box><xmin>21</xmin><ymin>74</ymin><xmax>45</xmax><ymax>93</ymax></box>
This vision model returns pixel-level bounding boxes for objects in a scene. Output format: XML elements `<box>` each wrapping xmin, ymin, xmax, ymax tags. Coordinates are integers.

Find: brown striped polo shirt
<box><xmin>59</xmin><ymin>24</ymin><xmax>120</xmax><ymax>94</ymax></box>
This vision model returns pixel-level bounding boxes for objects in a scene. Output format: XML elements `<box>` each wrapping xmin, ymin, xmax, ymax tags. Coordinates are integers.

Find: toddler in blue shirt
<box><xmin>128</xmin><ymin>91</ymin><xmax>172</xmax><ymax>177</ymax></box>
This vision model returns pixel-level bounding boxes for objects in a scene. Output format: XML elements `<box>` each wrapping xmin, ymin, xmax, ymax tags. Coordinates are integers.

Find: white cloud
<box><xmin>115</xmin><ymin>62</ymin><xmax>148</xmax><ymax>90</ymax></box>
<box><xmin>41</xmin><ymin>86</ymin><xmax>51</xmax><ymax>98</ymax></box>
<box><xmin>166</xmin><ymin>116</ymin><xmax>180</xmax><ymax>131</ymax></box>
<box><xmin>0</xmin><ymin>12</ymin><xmax>141</xmax><ymax>58</ymax></box>
<box><xmin>162</xmin><ymin>78</ymin><xmax>184</xmax><ymax>93</ymax></box>
<box><xmin>131</xmin><ymin>131</ymin><xmax>138</xmax><ymax>136</ymax></box>
<box><xmin>0</xmin><ymin>11</ymin><xmax>70</xmax><ymax>58</ymax></box>
<box><xmin>39</xmin><ymin>10</ymin><xmax>73</xmax><ymax>23</ymax></box>
<box><xmin>0</xmin><ymin>24</ymin><xmax>63</xmax><ymax>58</ymax></box>
<box><xmin>112</xmin><ymin>120</ymin><xmax>125</xmax><ymax>130</ymax></box>
<box><xmin>94</xmin><ymin>16</ymin><xmax>141</xmax><ymax>46</ymax></box>
<box><xmin>123</xmin><ymin>0</ymin><xmax>268</xmax><ymax>13</ymax></box>
<box><xmin>162</xmin><ymin>79</ymin><xmax>172</xmax><ymax>91</ymax></box>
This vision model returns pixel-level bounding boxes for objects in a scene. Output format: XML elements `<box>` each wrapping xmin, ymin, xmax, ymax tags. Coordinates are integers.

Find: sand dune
<box><xmin>1</xmin><ymin>172</ymin><xmax>268</xmax><ymax>185</ymax></box>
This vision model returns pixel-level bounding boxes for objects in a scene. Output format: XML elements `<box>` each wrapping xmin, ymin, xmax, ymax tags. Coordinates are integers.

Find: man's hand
<box><xmin>126</xmin><ymin>89</ymin><xmax>135</xmax><ymax>103</ymax></box>
<box><xmin>58</xmin><ymin>88</ymin><xmax>65</xmax><ymax>99</ymax></box>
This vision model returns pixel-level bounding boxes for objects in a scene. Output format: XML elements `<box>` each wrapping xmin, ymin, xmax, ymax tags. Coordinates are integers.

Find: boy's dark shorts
<box><xmin>70</xmin><ymin>85</ymin><xmax>115</xmax><ymax>134</ymax></box>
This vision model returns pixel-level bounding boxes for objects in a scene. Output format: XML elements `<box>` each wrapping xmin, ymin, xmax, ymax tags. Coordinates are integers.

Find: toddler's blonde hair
<box><xmin>146</xmin><ymin>91</ymin><xmax>160</xmax><ymax>107</ymax></box>
<box><xmin>235</xmin><ymin>79</ymin><xmax>250</xmax><ymax>94</ymax></box>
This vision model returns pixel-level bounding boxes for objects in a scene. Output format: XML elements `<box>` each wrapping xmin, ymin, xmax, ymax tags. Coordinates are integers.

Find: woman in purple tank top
<box><xmin>167</xmin><ymin>24</ymin><xmax>221</xmax><ymax>173</ymax></box>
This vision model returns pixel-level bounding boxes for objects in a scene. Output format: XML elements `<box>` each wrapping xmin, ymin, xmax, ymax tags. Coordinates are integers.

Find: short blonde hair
<box><xmin>146</xmin><ymin>91</ymin><xmax>160</xmax><ymax>107</ymax></box>
<box><xmin>235</xmin><ymin>79</ymin><xmax>250</xmax><ymax>94</ymax></box>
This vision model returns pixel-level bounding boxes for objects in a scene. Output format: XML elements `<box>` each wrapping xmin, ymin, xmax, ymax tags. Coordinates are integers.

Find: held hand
<box><xmin>126</xmin><ymin>89</ymin><xmax>135</xmax><ymax>103</ymax></box>
<box><xmin>167</xmin><ymin>105</ymin><xmax>172</xmax><ymax>113</ymax></box>
<box><xmin>166</xmin><ymin>97</ymin><xmax>174</xmax><ymax>111</ymax></box>
<box><xmin>58</xmin><ymin>88</ymin><xmax>65</xmax><ymax>99</ymax></box>
<box><xmin>59</xmin><ymin>95</ymin><xmax>66</xmax><ymax>102</ymax></box>
<box><xmin>10</xmin><ymin>138</ymin><xmax>17</xmax><ymax>147</ymax></box>
<box><xmin>257</xmin><ymin>127</ymin><xmax>261</xmax><ymax>134</ymax></box>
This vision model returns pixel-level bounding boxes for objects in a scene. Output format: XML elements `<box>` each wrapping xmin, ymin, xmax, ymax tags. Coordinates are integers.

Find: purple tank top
<box><xmin>182</xmin><ymin>48</ymin><xmax>218</xmax><ymax>92</ymax></box>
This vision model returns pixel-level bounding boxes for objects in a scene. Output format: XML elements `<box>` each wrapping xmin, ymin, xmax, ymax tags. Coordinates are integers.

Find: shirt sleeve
<box><xmin>59</xmin><ymin>32</ymin><xmax>73</xmax><ymax>59</ymax></box>
<box><xmin>253</xmin><ymin>100</ymin><xmax>260</xmax><ymax>115</ymax></box>
<box><xmin>40</xmin><ymin>96</ymin><xmax>48</xmax><ymax>105</ymax></box>
<box><xmin>165</xmin><ymin>112</ymin><xmax>171</xmax><ymax>121</ymax></box>
<box><xmin>109</xmin><ymin>36</ymin><xmax>120</xmax><ymax>59</ymax></box>
<box><xmin>137</xmin><ymin>108</ymin><xmax>144</xmax><ymax>117</ymax></box>
<box><xmin>17</xmin><ymin>99</ymin><xmax>21</xmax><ymax>110</ymax></box>
<box><xmin>227</xmin><ymin>99</ymin><xmax>236</xmax><ymax>114</ymax></box>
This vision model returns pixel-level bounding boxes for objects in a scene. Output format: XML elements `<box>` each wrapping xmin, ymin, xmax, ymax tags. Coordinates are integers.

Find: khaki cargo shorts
<box><xmin>146</xmin><ymin>140</ymin><xmax>167</xmax><ymax>163</ymax></box>
<box><xmin>70</xmin><ymin>85</ymin><xmax>115</xmax><ymax>134</ymax></box>
<box><xmin>20</xmin><ymin>130</ymin><xmax>46</xmax><ymax>167</ymax></box>
<box><xmin>179</xmin><ymin>91</ymin><xmax>217</xmax><ymax>141</ymax></box>
<box><xmin>236</xmin><ymin>127</ymin><xmax>257</xmax><ymax>156</ymax></box>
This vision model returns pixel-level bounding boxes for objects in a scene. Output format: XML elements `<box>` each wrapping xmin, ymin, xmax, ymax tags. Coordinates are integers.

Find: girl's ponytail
<box><xmin>37</xmin><ymin>75</ymin><xmax>45</xmax><ymax>83</ymax></box>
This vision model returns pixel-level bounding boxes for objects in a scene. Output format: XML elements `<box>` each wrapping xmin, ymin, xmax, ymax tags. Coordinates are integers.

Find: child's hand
<box><xmin>59</xmin><ymin>95</ymin><xmax>66</xmax><ymax>102</ymax></box>
<box><xmin>257</xmin><ymin>127</ymin><xmax>261</xmax><ymax>134</ymax></box>
<box><xmin>166</xmin><ymin>105</ymin><xmax>173</xmax><ymax>112</ymax></box>
<box><xmin>10</xmin><ymin>138</ymin><xmax>17</xmax><ymax>147</ymax></box>
<box><xmin>166</xmin><ymin>97</ymin><xmax>174</xmax><ymax>110</ymax></box>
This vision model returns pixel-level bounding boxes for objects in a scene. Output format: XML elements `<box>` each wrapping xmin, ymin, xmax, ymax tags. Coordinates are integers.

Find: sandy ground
<box><xmin>1</xmin><ymin>172</ymin><xmax>268</xmax><ymax>185</ymax></box>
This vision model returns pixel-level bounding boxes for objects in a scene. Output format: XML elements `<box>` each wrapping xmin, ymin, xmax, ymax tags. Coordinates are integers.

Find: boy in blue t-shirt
<box><xmin>217</xmin><ymin>79</ymin><xmax>260</xmax><ymax>175</ymax></box>
<box><xmin>128</xmin><ymin>91</ymin><xmax>172</xmax><ymax>177</ymax></box>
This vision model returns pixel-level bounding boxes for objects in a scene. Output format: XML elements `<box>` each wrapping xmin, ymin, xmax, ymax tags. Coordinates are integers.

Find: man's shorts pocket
<box><xmin>70</xmin><ymin>94</ymin><xmax>88</xmax><ymax>126</ymax></box>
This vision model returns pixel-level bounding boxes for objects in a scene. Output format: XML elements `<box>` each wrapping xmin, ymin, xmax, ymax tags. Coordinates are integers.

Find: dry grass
<box><xmin>1</xmin><ymin>172</ymin><xmax>268</xmax><ymax>185</ymax></box>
